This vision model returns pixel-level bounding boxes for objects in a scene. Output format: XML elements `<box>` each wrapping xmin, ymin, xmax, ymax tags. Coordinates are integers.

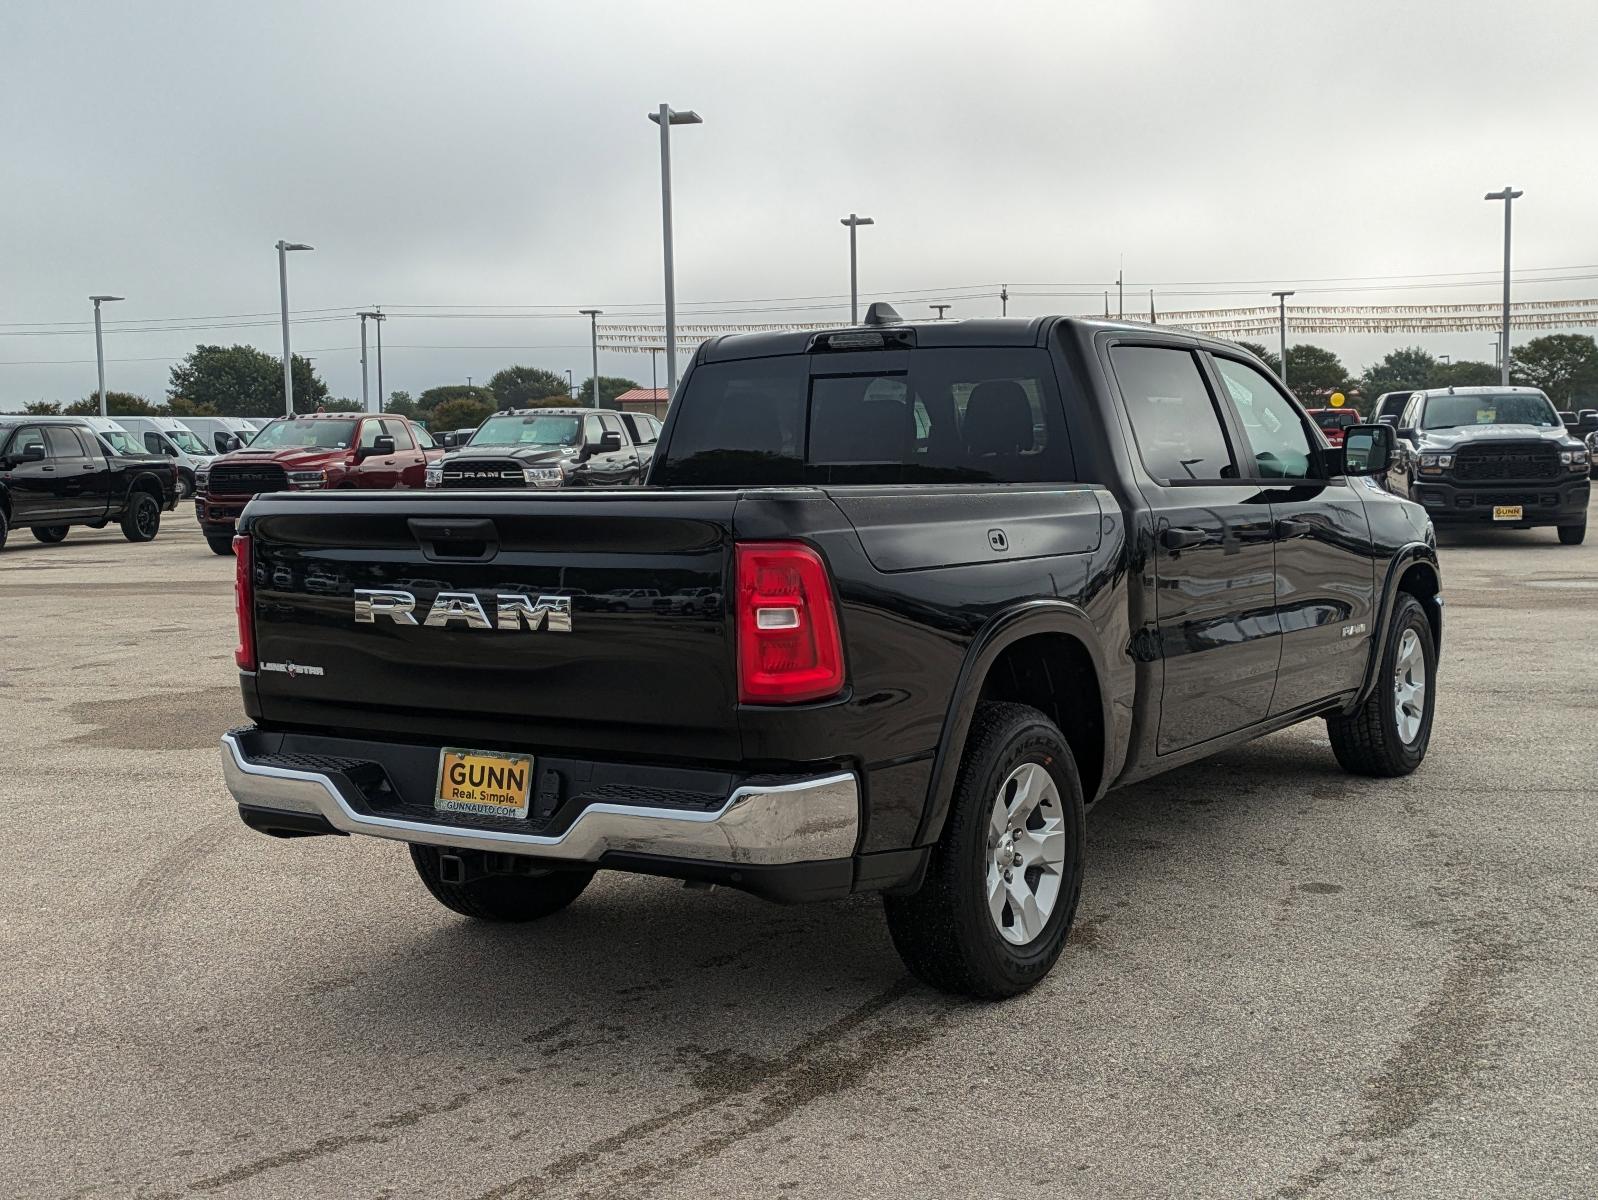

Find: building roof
<box><xmin>614</xmin><ymin>388</ymin><xmax>671</xmax><ymax>407</ymax></box>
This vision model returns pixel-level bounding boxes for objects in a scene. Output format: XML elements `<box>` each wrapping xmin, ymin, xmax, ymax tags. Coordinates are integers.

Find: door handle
<box><xmin>1160</xmin><ymin>526</ymin><xmax>1207</xmax><ymax>550</ymax></box>
<box><xmin>1275</xmin><ymin>518</ymin><xmax>1313</xmax><ymax>538</ymax></box>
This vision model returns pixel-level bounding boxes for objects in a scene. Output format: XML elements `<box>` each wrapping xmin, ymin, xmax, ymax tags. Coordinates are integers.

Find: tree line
<box><xmin>1235</xmin><ymin>333</ymin><xmax>1598</xmax><ymax>410</ymax></box>
<box><xmin>12</xmin><ymin>333</ymin><xmax>1598</xmax><ymax>424</ymax></box>
<box><xmin>12</xmin><ymin>344</ymin><xmax>641</xmax><ymax>428</ymax></box>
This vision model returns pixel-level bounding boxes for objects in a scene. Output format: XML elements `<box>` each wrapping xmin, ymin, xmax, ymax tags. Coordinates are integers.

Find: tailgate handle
<box><xmin>408</xmin><ymin>518</ymin><xmax>499</xmax><ymax>563</ymax></box>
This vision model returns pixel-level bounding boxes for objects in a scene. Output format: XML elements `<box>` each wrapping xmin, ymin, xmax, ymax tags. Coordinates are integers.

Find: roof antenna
<box><xmin>863</xmin><ymin>301</ymin><xmax>902</xmax><ymax>326</ymax></box>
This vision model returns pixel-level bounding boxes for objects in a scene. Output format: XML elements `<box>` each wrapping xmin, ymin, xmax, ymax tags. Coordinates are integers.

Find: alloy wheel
<box><xmin>985</xmin><ymin>762</ymin><xmax>1066</xmax><ymax>946</ymax></box>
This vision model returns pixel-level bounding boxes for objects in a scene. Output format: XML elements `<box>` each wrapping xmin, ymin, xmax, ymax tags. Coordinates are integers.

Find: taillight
<box><xmin>233</xmin><ymin>534</ymin><xmax>256</xmax><ymax>671</ymax></box>
<box><xmin>736</xmin><ymin>541</ymin><xmax>845</xmax><ymax>704</ymax></box>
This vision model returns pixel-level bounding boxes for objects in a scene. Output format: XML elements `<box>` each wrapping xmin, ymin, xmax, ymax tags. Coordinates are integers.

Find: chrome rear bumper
<box><xmin>220</xmin><ymin>732</ymin><xmax>860</xmax><ymax>866</ymax></box>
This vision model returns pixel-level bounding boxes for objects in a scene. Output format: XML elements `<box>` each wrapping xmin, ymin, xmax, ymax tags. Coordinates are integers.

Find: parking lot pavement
<box><xmin>1</xmin><ymin>506</ymin><xmax>1595</xmax><ymax>1200</ymax></box>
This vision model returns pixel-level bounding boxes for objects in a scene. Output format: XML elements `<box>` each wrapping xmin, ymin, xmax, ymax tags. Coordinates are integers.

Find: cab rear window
<box><xmin>653</xmin><ymin>349</ymin><xmax>1074</xmax><ymax>486</ymax></box>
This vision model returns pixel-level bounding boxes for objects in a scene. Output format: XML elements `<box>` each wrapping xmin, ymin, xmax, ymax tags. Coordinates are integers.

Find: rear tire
<box><xmin>1557</xmin><ymin>521</ymin><xmax>1586</xmax><ymax>545</ymax></box>
<box><xmin>409</xmin><ymin>845</ymin><xmax>594</xmax><ymax>922</ymax></box>
<box><xmin>120</xmin><ymin>491</ymin><xmax>161</xmax><ymax>542</ymax></box>
<box><xmin>31</xmin><ymin>525</ymin><xmax>69</xmax><ymax>544</ymax></box>
<box><xmin>883</xmin><ymin>701</ymin><xmax>1085</xmax><ymax>1000</ymax></box>
<box><xmin>0</xmin><ymin>509</ymin><xmax>9</xmax><ymax>551</ymax></box>
<box><xmin>1326</xmin><ymin>592</ymin><xmax>1435</xmax><ymax>777</ymax></box>
<box><xmin>206</xmin><ymin>534</ymin><xmax>236</xmax><ymax>556</ymax></box>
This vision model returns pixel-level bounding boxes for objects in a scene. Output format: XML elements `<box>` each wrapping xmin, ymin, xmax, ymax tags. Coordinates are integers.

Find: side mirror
<box><xmin>11</xmin><ymin>444</ymin><xmax>46</xmax><ymax>464</ymax></box>
<box><xmin>1341</xmin><ymin>424</ymin><xmax>1395</xmax><ymax>476</ymax></box>
<box><xmin>598</xmin><ymin>430</ymin><xmax>623</xmax><ymax>454</ymax></box>
<box><xmin>1395</xmin><ymin>426</ymin><xmax>1419</xmax><ymax>444</ymax></box>
<box><xmin>1578</xmin><ymin>411</ymin><xmax>1598</xmax><ymax>435</ymax></box>
<box><xmin>164</xmin><ymin>443</ymin><xmax>179</xmax><ymax>456</ymax></box>
<box><xmin>372</xmin><ymin>434</ymin><xmax>396</xmax><ymax>456</ymax></box>
<box><xmin>220</xmin><ymin>435</ymin><xmax>242</xmax><ymax>452</ymax></box>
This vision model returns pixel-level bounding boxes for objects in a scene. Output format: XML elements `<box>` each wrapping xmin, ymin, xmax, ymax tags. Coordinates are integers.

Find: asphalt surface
<box><xmin>1</xmin><ymin>504</ymin><xmax>1594</xmax><ymax>1199</ymax></box>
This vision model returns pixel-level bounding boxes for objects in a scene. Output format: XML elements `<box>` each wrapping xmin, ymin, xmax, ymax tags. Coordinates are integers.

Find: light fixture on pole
<box><xmin>275</xmin><ymin>240</ymin><xmax>313</xmax><ymax>416</ymax></box>
<box><xmin>648</xmin><ymin>104</ymin><xmax>702</xmax><ymax>396</ymax></box>
<box><xmin>930</xmin><ymin>304</ymin><xmax>952</xmax><ymax>320</ymax></box>
<box><xmin>89</xmin><ymin>295</ymin><xmax>124</xmax><ymax>417</ymax></box>
<box><xmin>579</xmin><ymin>309</ymin><xmax>603</xmax><ymax>408</ymax></box>
<box><xmin>839</xmin><ymin>214</ymin><xmax>874</xmax><ymax>324</ymax></box>
<box><xmin>358</xmin><ymin>310</ymin><xmax>385</xmax><ymax>412</ymax></box>
<box><xmin>1484</xmin><ymin>186</ymin><xmax>1522</xmax><ymax>385</ymax></box>
<box><xmin>1271</xmin><ymin>290</ymin><xmax>1295</xmax><ymax>386</ymax></box>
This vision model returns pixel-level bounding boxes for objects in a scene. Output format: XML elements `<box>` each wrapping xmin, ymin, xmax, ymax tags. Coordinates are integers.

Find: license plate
<box><xmin>1492</xmin><ymin>505</ymin><xmax>1523</xmax><ymax>521</ymax></box>
<box><xmin>434</xmin><ymin>748</ymin><xmax>534</xmax><ymax>819</ymax></box>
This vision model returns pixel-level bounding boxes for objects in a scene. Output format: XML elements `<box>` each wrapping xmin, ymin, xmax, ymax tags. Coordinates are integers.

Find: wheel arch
<box><xmin>1351</xmin><ymin>544</ymin><xmax>1441</xmax><ymax>709</ymax></box>
<box><xmin>914</xmin><ymin>601</ymin><xmax>1111</xmax><ymax>848</ymax></box>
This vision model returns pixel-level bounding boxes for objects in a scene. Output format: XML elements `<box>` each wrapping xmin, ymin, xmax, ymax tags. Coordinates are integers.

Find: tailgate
<box><xmin>243</xmin><ymin>492</ymin><xmax>739</xmax><ymax>760</ymax></box>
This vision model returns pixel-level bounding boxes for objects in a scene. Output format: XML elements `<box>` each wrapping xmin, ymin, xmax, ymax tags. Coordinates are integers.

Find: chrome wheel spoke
<box><xmin>1014</xmin><ymin>818</ymin><xmax>1064</xmax><ymax>871</ymax></box>
<box><xmin>1392</xmin><ymin>628</ymin><xmax>1427</xmax><ymax>743</ymax></box>
<box><xmin>1006</xmin><ymin>877</ymin><xmax>1044</xmax><ymax>942</ymax></box>
<box><xmin>986</xmin><ymin>869</ymin><xmax>1009</xmax><ymax>928</ymax></box>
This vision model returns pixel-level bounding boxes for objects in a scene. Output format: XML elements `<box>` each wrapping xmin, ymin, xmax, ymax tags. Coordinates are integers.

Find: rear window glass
<box><xmin>654</xmin><ymin>349</ymin><xmax>1073</xmax><ymax>486</ymax></box>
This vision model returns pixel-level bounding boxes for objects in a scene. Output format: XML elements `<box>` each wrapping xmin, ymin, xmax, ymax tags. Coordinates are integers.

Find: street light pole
<box><xmin>649</xmin><ymin>104</ymin><xmax>702</xmax><ymax>396</ymax></box>
<box><xmin>89</xmin><ymin>295</ymin><xmax>123</xmax><ymax>416</ymax></box>
<box><xmin>1271</xmin><ymin>290</ymin><xmax>1295</xmax><ymax>387</ymax></box>
<box><xmin>358</xmin><ymin>313</ymin><xmax>369</xmax><ymax>411</ymax></box>
<box><xmin>1440</xmin><ymin>354</ymin><xmax>1451</xmax><ymax>366</ymax></box>
<box><xmin>580</xmin><ymin>309</ymin><xmax>603</xmax><ymax>408</ymax></box>
<box><xmin>565</xmin><ymin>369</ymin><xmax>574</xmax><ymax>400</ymax></box>
<box><xmin>275</xmin><ymin>240</ymin><xmax>313</xmax><ymax>415</ymax></box>
<box><xmin>358</xmin><ymin>310</ymin><xmax>385</xmax><ymax>412</ymax></box>
<box><xmin>1485</xmin><ymin>186</ymin><xmax>1522</xmax><ymax>385</ymax></box>
<box><xmin>650</xmin><ymin>348</ymin><xmax>660</xmax><ymax>397</ymax></box>
<box><xmin>839</xmin><ymin>214</ymin><xmax>874</xmax><ymax>323</ymax></box>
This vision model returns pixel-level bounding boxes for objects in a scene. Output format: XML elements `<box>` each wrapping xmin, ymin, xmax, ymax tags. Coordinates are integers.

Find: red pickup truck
<box><xmin>195</xmin><ymin>413</ymin><xmax>441</xmax><ymax>555</ymax></box>
<box><xmin>1306</xmin><ymin>407</ymin><xmax>1363</xmax><ymax>448</ymax></box>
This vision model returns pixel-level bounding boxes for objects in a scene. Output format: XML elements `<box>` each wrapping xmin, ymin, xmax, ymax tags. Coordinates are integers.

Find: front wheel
<box><xmin>884</xmin><ymin>702</ymin><xmax>1085</xmax><ymax>1000</ymax></box>
<box><xmin>120</xmin><ymin>491</ymin><xmax>161</xmax><ymax>542</ymax></box>
<box><xmin>1558</xmin><ymin>521</ymin><xmax>1586</xmax><ymax>546</ymax></box>
<box><xmin>31</xmin><ymin>525</ymin><xmax>69</xmax><ymax>544</ymax></box>
<box><xmin>1326</xmin><ymin>592</ymin><xmax>1436</xmax><ymax>777</ymax></box>
<box><xmin>409</xmin><ymin>846</ymin><xmax>594</xmax><ymax>922</ymax></box>
<box><xmin>206</xmin><ymin>533</ymin><xmax>236</xmax><ymax>556</ymax></box>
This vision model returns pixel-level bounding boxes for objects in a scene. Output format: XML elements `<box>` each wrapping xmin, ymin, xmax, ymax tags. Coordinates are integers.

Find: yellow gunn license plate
<box><xmin>1493</xmin><ymin>505</ymin><xmax>1523</xmax><ymax>521</ymax></box>
<box><xmin>434</xmin><ymin>748</ymin><xmax>534</xmax><ymax>819</ymax></box>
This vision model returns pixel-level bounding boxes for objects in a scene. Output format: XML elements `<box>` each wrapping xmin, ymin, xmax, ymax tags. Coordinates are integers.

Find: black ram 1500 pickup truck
<box><xmin>220</xmin><ymin>310</ymin><xmax>1442</xmax><ymax>998</ymax></box>
<box><xmin>0</xmin><ymin>416</ymin><xmax>176</xmax><ymax>550</ymax></box>
<box><xmin>1385</xmin><ymin>385</ymin><xmax>1590</xmax><ymax>543</ymax></box>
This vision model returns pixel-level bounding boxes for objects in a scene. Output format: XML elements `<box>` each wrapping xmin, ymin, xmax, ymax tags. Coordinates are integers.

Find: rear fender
<box><xmin>913</xmin><ymin>600</ymin><xmax>1111</xmax><ymax>847</ymax></box>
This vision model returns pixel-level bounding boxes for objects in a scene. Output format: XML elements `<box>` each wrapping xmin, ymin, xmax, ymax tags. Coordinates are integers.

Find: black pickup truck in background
<box><xmin>221</xmin><ymin>308</ymin><xmax>1441</xmax><ymax>998</ymax></box>
<box><xmin>1385</xmin><ymin>386</ymin><xmax>1590</xmax><ymax>543</ymax></box>
<box><xmin>426</xmin><ymin>406</ymin><xmax>647</xmax><ymax>490</ymax></box>
<box><xmin>0</xmin><ymin>416</ymin><xmax>176</xmax><ymax>550</ymax></box>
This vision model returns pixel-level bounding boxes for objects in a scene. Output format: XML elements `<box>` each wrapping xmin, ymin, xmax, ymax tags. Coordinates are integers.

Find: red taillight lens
<box><xmin>233</xmin><ymin>534</ymin><xmax>256</xmax><ymax>671</ymax></box>
<box><xmin>736</xmin><ymin>541</ymin><xmax>845</xmax><ymax>704</ymax></box>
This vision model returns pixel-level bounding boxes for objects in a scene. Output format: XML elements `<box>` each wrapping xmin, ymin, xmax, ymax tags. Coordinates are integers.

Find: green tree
<box><xmin>168</xmin><ymin>344</ymin><xmax>329</xmax><ymax>416</ymax></box>
<box><xmin>1235</xmin><ymin>340</ymin><xmax>1281</xmax><ymax>374</ymax></box>
<box><xmin>417</xmin><ymin>384</ymin><xmax>497</xmax><ymax>419</ymax></box>
<box><xmin>63</xmin><ymin>391</ymin><xmax>159</xmax><ymax>416</ymax></box>
<box><xmin>1509</xmin><ymin>334</ymin><xmax>1598</xmax><ymax>407</ymax></box>
<box><xmin>487</xmin><ymin>366</ymin><xmax>571</xmax><ymax>409</ymax></box>
<box><xmin>21</xmin><ymin>401</ymin><xmax>62</xmax><ymax>414</ymax></box>
<box><xmin>1284</xmin><ymin>344</ymin><xmax>1350</xmax><ymax>399</ymax></box>
<box><xmin>430</xmin><ymin>395</ymin><xmax>494</xmax><ymax>432</ymax></box>
<box><xmin>1430</xmin><ymin>360</ymin><xmax>1500</xmax><ymax>389</ymax></box>
<box><xmin>1360</xmin><ymin>347</ymin><xmax>1437</xmax><ymax>399</ymax></box>
<box><xmin>577</xmin><ymin>376</ymin><xmax>641</xmax><ymax>409</ymax></box>
<box><xmin>383</xmin><ymin>391</ymin><xmax>420</xmax><ymax>420</ymax></box>
<box><xmin>318</xmin><ymin>397</ymin><xmax>364</xmax><ymax>413</ymax></box>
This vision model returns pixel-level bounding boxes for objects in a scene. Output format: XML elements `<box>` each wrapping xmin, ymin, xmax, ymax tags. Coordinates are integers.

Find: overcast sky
<box><xmin>4</xmin><ymin>0</ymin><xmax>1597</xmax><ymax>410</ymax></box>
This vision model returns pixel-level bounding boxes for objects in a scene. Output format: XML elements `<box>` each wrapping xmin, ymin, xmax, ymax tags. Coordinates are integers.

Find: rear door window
<box><xmin>45</xmin><ymin>426</ymin><xmax>85</xmax><ymax>459</ymax></box>
<box><xmin>655</xmin><ymin>348</ymin><xmax>1072</xmax><ymax>486</ymax></box>
<box><xmin>382</xmin><ymin>419</ymin><xmax>416</xmax><ymax>450</ymax></box>
<box><xmin>1109</xmin><ymin>346</ymin><xmax>1236</xmax><ymax>482</ymax></box>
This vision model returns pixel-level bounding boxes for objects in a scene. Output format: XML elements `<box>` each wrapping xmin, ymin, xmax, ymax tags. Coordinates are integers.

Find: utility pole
<box><xmin>1491</xmin><ymin>339</ymin><xmax>1502</xmax><ymax>368</ymax></box>
<box><xmin>649</xmin><ymin>104</ymin><xmax>702</xmax><ymax>395</ymax></box>
<box><xmin>930</xmin><ymin>304</ymin><xmax>952</xmax><ymax>320</ymax></box>
<box><xmin>1103</xmin><ymin>291</ymin><xmax>1109</xmax><ymax>318</ymax></box>
<box><xmin>650</xmin><ymin>348</ymin><xmax>660</xmax><ymax>397</ymax></box>
<box><xmin>1117</xmin><ymin>266</ymin><xmax>1124</xmax><ymax>320</ymax></box>
<box><xmin>89</xmin><ymin>295</ymin><xmax>124</xmax><ymax>416</ymax></box>
<box><xmin>1484</xmin><ymin>186</ymin><xmax>1522</xmax><ymax>385</ymax></box>
<box><xmin>1000</xmin><ymin>284</ymin><xmax>1009</xmax><ymax>317</ymax></box>
<box><xmin>1271</xmin><ymin>290</ymin><xmax>1295</xmax><ymax>387</ymax></box>
<box><xmin>1149</xmin><ymin>289</ymin><xmax>1156</xmax><ymax>325</ymax></box>
<box><xmin>275</xmin><ymin>240</ymin><xmax>313</xmax><ymax>416</ymax></box>
<box><xmin>840</xmin><ymin>214</ymin><xmax>874</xmax><ymax>323</ymax></box>
<box><xmin>359</xmin><ymin>310</ymin><xmax>386</xmax><ymax>412</ymax></box>
<box><xmin>580</xmin><ymin>308</ymin><xmax>603</xmax><ymax>408</ymax></box>
<box><xmin>565</xmin><ymin>369</ymin><xmax>574</xmax><ymax>399</ymax></box>
<box><xmin>358</xmin><ymin>312</ymin><xmax>369</xmax><ymax>411</ymax></box>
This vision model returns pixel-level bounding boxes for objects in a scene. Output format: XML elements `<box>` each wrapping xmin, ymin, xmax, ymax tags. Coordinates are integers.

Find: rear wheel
<box><xmin>0</xmin><ymin>508</ymin><xmax>9</xmax><ymax>551</ymax></box>
<box><xmin>206</xmin><ymin>533</ymin><xmax>235</xmax><ymax>556</ymax></box>
<box><xmin>1326</xmin><ymin>593</ymin><xmax>1435</xmax><ymax>777</ymax></box>
<box><xmin>409</xmin><ymin>845</ymin><xmax>594</xmax><ymax>922</ymax></box>
<box><xmin>1557</xmin><ymin>521</ymin><xmax>1586</xmax><ymax>545</ymax></box>
<box><xmin>31</xmin><ymin>525</ymin><xmax>69</xmax><ymax>544</ymax></box>
<box><xmin>884</xmin><ymin>702</ymin><xmax>1085</xmax><ymax>999</ymax></box>
<box><xmin>120</xmin><ymin>491</ymin><xmax>161</xmax><ymax>542</ymax></box>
